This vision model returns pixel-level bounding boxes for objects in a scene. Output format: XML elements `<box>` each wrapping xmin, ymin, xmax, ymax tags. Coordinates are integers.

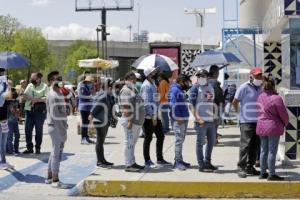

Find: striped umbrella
<box><xmin>132</xmin><ymin>54</ymin><xmax>178</xmax><ymax>71</ymax></box>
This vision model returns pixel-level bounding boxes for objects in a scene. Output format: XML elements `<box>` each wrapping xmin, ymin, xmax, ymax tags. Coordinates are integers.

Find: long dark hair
<box><xmin>159</xmin><ymin>71</ymin><xmax>169</xmax><ymax>83</ymax></box>
<box><xmin>263</xmin><ymin>74</ymin><xmax>275</xmax><ymax>91</ymax></box>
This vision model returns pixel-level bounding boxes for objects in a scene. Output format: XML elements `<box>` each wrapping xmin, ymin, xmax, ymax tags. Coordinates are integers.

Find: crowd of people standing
<box><xmin>0</xmin><ymin>64</ymin><xmax>290</xmax><ymax>188</ymax></box>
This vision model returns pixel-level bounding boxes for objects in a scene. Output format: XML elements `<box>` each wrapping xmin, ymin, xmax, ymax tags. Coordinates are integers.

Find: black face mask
<box><xmin>31</xmin><ymin>79</ymin><xmax>37</xmax><ymax>85</ymax></box>
<box><xmin>53</xmin><ymin>76</ymin><xmax>63</xmax><ymax>88</ymax></box>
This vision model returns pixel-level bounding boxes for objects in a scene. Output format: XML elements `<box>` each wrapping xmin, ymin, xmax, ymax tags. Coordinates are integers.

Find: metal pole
<box><xmin>96</xmin><ymin>28</ymin><xmax>99</xmax><ymax>58</ymax></box>
<box><xmin>137</xmin><ymin>3</ymin><xmax>141</xmax><ymax>42</ymax></box>
<box><xmin>102</xmin><ymin>10</ymin><xmax>107</xmax><ymax>59</ymax></box>
<box><xmin>253</xmin><ymin>33</ymin><xmax>257</xmax><ymax>67</ymax></box>
<box><xmin>199</xmin><ymin>14</ymin><xmax>204</xmax><ymax>52</ymax></box>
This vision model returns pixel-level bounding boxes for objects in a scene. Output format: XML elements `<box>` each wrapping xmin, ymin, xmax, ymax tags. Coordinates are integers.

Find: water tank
<box><xmin>239</xmin><ymin>0</ymin><xmax>272</xmax><ymax>28</ymax></box>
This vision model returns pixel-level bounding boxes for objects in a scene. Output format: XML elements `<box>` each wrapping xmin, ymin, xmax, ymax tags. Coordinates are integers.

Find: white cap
<box><xmin>134</xmin><ymin>72</ymin><xmax>141</xmax><ymax>79</ymax></box>
<box><xmin>143</xmin><ymin>67</ymin><xmax>156</xmax><ymax>77</ymax></box>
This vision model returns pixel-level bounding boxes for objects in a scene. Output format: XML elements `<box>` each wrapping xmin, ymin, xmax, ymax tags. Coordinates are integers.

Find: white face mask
<box><xmin>198</xmin><ymin>77</ymin><xmax>207</xmax><ymax>86</ymax></box>
<box><xmin>253</xmin><ymin>79</ymin><xmax>262</xmax><ymax>86</ymax></box>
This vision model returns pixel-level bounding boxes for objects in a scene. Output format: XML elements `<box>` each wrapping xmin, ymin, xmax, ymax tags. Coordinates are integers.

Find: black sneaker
<box><xmin>35</xmin><ymin>149</ymin><xmax>41</xmax><ymax>154</ymax></box>
<box><xmin>23</xmin><ymin>149</ymin><xmax>34</xmax><ymax>154</ymax></box>
<box><xmin>182</xmin><ymin>161</ymin><xmax>191</xmax><ymax>168</ymax></box>
<box><xmin>246</xmin><ymin>166</ymin><xmax>260</xmax><ymax>175</ymax></box>
<box><xmin>96</xmin><ymin>162</ymin><xmax>111</xmax><ymax>168</ymax></box>
<box><xmin>132</xmin><ymin>163</ymin><xmax>145</xmax><ymax>170</ymax></box>
<box><xmin>199</xmin><ymin>165</ymin><xmax>214</xmax><ymax>173</ymax></box>
<box><xmin>259</xmin><ymin>173</ymin><xmax>269</xmax><ymax>179</ymax></box>
<box><xmin>205</xmin><ymin>163</ymin><xmax>218</xmax><ymax>171</ymax></box>
<box><xmin>157</xmin><ymin>159</ymin><xmax>172</xmax><ymax>165</ymax></box>
<box><xmin>103</xmin><ymin>161</ymin><xmax>114</xmax><ymax>166</ymax></box>
<box><xmin>125</xmin><ymin>164</ymin><xmax>141</xmax><ymax>172</ymax></box>
<box><xmin>87</xmin><ymin>138</ymin><xmax>95</xmax><ymax>144</ymax></box>
<box><xmin>238</xmin><ymin>169</ymin><xmax>247</xmax><ymax>178</ymax></box>
<box><xmin>267</xmin><ymin>174</ymin><xmax>284</xmax><ymax>181</ymax></box>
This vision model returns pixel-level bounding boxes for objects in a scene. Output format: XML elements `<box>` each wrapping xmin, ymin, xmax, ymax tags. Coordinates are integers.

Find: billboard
<box><xmin>149</xmin><ymin>43</ymin><xmax>181</xmax><ymax>80</ymax></box>
<box><xmin>151</xmin><ymin>48</ymin><xmax>180</xmax><ymax>65</ymax></box>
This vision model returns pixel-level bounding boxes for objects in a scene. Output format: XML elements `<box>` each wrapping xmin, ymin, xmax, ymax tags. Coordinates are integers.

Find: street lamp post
<box><xmin>184</xmin><ymin>7</ymin><xmax>217</xmax><ymax>52</ymax></box>
<box><xmin>96</xmin><ymin>26</ymin><xmax>101</xmax><ymax>58</ymax></box>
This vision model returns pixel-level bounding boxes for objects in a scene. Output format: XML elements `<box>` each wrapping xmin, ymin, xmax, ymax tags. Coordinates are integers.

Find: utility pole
<box><xmin>76</xmin><ymin>0</ymin><xmax>134</xmax><ymax>59</ymax></box>
<box><xmin>184</xmin><ymin>7</ymin><xmax>216</xmax><ymax>52</ymax></box>
<box><xmin>96</xmin><ymin>26</ymin><xmax>101</xmax><ymax>58</ymax></box>
<box><xmin>127</xmin><ymin>25</ymin><xmax>132</xmax><ymax>42</ymax></box>
<box><xmin>137</xmin><ymin>3</ymin><xmax>141</xmax><ymax>41</ymax></box>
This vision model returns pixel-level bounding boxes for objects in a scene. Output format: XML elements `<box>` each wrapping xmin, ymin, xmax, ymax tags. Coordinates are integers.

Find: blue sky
<box><xmin>0</xmin><ymin>0</ymin><xmax>237</xmax><ymax>44</ymax></box>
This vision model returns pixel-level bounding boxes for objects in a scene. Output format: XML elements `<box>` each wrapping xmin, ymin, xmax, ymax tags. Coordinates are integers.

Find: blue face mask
<box><xmin>87</xmin><ymin>83</ymin><xmax>94</xmax><ymax>91</ymax></box>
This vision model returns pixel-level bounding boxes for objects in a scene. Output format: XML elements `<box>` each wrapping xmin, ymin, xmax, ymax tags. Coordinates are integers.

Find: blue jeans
<box><xmin>160</xmin><ymin>104</ymin><xmax>170</xmax><ymax>134</ymax></box>
<box><xmin>25</xmin><ymin>110</ymin><xmax>46</xmax><ymax>151</ymax></box>
<box><xmin>195</xmin><ymin>122</ymin><xmax>216</xmax><ymax>167</ymax></box>
<box><xmin>173</xmin><ymin>121</ymin><xmax>188</xmax><ymax>162</ymax></box>
<box><xmin>120</xmin><ymin>118</ymin><xmax>141</xmax><ymax>166</ymax></box>
<box><xmin>260</xmin><ymin>135</ymin><xmax>280</xmax><ymax>176</ymax></box>
<box><xmin>0</xmin><ymin>122</ymin><xmax>8</xmax><ymax>164</ymax></box>
<box><xmin>7</xmin><ymin>117</ymin><xmax>20</xmax><ymax>153</ymax></box>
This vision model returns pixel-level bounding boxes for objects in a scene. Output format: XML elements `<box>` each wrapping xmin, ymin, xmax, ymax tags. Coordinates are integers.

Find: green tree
<box><xmin>11</xmin><ymin>27</ymin><xmax>56</xmax><ymax>82</ymax></box>
<box><xmin>64</xmin><ymin>41</ymin><xmax>97</xmax><ymax>83</ymax></box>
<box><xmin>0</xmin><ymin>14</ymin><xmax>22</xmax><ymax>51</ymax></box>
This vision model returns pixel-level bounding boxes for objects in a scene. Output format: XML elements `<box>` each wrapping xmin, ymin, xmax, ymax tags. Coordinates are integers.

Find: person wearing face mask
<box><xmin>23</xmin><ymin>72</ymin><xmax>48</xmax><ymax>154</ymax></box>
<box><xmin>118</xmin><ymin>72</ymin><xmax>145</xmax><ymax>172</ymax></box>
<box><xmin>169</xmin><ymin>75</ymin><xmax>190</xmax><ymax>171</ymax></box>
<box><xmin>208</xmin><ymin>65</ymin><xmax>225</xmax><ymax>144</ymax></box>
<box><xmin>158</xmin><ymin>71</ymin><xmax>171</xmax><ymax>135</ymax></box>
<box><xmin>189</xmin><ymin>69</ymin><xmax>218</xmax><ymax>172</ymax></box>
<box><xmin>45</xmin><ymin>71</ymin><xmax>69</xmax><ymax>188</ymax></box>
<box><xmin>88</xmin><ymin>79</ymin><xmax>115</xmax><ymax>168</ymax></box>
<box><xmin>0</xmin><ymin>68</ymin><xmax>14</xmax><ymax>169</ymax></box>
<box><xmin>232</xmin><ymin>67</ymin><xmax>263</xmax><ymax>178</ymax></box>
<box><xmin>141</xmin><ymin>67</ymin><xmax>171</xmax><ymax>168</ymax></box>
<box><xmin>78</xmin><ymin>75</ymin><xmax>95</xmax><ymax>145</ymax></box>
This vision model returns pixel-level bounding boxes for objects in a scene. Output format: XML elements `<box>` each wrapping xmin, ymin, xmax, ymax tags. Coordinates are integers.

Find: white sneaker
<box><xmin>81</xmin><ymin>138</ymin><xmax>89</xmax><ymax>145</ymax></box>
<box><xmin>3</xmin><ymin>163</ymin><xmax>14</xmax><ymax>169</ymax></box>
<box><xmin>0</xmin><ymin>163</ymin><xmax>8</xmax><ymax>170</ymax></box>
<box><xmin>45</xmin><ymin>178</ymin><xmax>52</xmax><ymax>184</ymax></box>
<box><xmin>52</xmin><ymin>181</ymin><xmax>69</xmax><ymax>189</ymax></box>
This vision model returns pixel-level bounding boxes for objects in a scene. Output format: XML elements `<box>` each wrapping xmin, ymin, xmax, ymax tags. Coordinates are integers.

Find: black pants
<box><xmin>237</xmin><ymin>123</ymin><xmax>261</xmax><ymax>169</ymax></box>
<box><xmin>94</xmin><ymin>122</ymin><xmax>109</xmax><ymax>163</ymax></box>
<box><xmin>80</xmin><ymin>110</ymin><xmax>90</xmax><ymax>139</ymax></box>
<box><xmin>25</xmin><ymin>110</ymin><xmax>46</xmax><ymax>151</ymax></box>
<box><xmin>143</xmin><ymin>119</ymin><xmax>165</xmax><ymax>162</ymax></box>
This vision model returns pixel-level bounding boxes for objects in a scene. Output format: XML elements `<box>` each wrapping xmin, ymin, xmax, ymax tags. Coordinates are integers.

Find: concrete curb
<box><xmin>82</xmin><ymin>180</ymin><xmax>300</xmax><ymax>198</ymax></box>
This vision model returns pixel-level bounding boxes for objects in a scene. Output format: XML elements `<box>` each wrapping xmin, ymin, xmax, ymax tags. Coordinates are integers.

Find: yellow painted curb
<box><xmin>83</xmin><ymin>180</ymin><xmax>300</xmax><ymax>198</ymax></box>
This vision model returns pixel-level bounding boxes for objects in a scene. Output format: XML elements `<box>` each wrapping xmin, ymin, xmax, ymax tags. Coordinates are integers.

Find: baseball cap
<box><xmin>143</xmin><ymin>67</ymin><xmax>156</xmax><ymax>77</ymax></box>
<box><xmin>177</xmin><ymin>74</ymin><xmax>188</xmax><ymax>82</ymax></box>
<box><xmin>196</xmin><ymin>69</ymin><xmax>209</xmax><ymax>77</ymax></box>
<box><xmin>250</xmin><ymin>67</ymin><xmax>262</xmax><ymax>76</ymax></box>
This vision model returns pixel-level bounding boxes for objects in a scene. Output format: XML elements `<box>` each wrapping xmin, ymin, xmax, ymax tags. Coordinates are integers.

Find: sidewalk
<box><xmin>0</xmin><ymin>116</ymin><xmax>299</xmax><ymax>199</ymax></box>
<box><xmin>79</xmin><ymin>121</ymin><xmax>300</xmax><ymax>198</ymax></box>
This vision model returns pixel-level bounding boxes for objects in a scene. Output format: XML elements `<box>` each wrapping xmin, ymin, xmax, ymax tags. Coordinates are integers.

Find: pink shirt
<box><xmin>256</xmin><ymin>90</ymin><xmax>289</xmax><ymax>136</ymax></box>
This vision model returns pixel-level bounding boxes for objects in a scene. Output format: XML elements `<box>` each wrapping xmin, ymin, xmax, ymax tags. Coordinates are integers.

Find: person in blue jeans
<box><xmin>6</xmin><ymin>81</ymin><xmax>20</xmax><ymax>155</ymax></box>
<box><xmin>169</xmin><ymin>75</ymin><xmax>190</xmax><ymax>171</ymax></box>
<box><xmin>189</xmin><ymin>69</ymin><xmax>218</xmax><ymax>172</ymax></box>
<box><xmin>6</xmin><ymin>95</ymin><xmax>20</xmax><ymax>155</ymax></box>
<box><xmin>0</xmin><ymin>68</ymin><xmax>14</xmax><ymax>169</ymax></box>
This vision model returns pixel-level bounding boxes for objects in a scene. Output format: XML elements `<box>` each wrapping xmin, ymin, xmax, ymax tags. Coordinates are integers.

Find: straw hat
<box><xmin>84</xmin><ymin>75</ymin><xmax>95</xmax><ymax>83</ymax></box>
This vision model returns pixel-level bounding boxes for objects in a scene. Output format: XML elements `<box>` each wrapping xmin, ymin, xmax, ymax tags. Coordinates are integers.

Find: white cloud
<box><xmin>148</xmin><ymin>32</ymin><xmax>175</xmax><ymax>42</ymax></box>
<box><xmin>42</xmin><ymin>23</ymin><xmax>96</xmax><ymax>40</ymax></box>
<box><xmin>42</xmin><ymin>23</ymin><xmax>220</xmax><ymax>45</ymax></box>
<box><xmin>31</xmin><ymin>0</ymin><xmax>50</xmax><ymax>6</ymax></box>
